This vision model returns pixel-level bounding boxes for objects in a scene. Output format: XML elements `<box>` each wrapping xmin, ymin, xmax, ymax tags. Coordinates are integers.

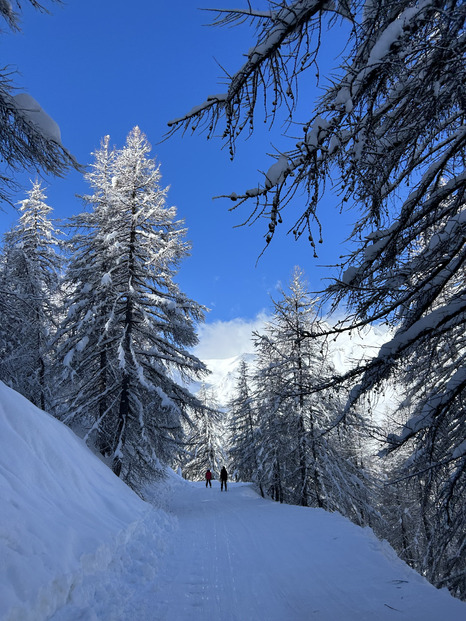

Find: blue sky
<box><xmin>0</xmin><ymin>0</ymin><xmax>353</xmax><ymax>323</ymax></box>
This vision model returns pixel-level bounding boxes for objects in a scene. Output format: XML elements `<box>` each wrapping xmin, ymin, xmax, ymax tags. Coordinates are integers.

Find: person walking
<box><xmin>220</xmin><ymin>466</ymin><xmax>228</xmax><ymax>492</ymax></box>
<box><xmin>205</xmin><ymin>469</ymin><xmax>212</xmax><ymax>488</ymax></box>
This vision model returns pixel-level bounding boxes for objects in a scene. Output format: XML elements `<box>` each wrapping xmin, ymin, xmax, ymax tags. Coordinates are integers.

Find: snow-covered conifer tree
<box><xmin>252</xmin><ymin>268</ymin><xmax>331</xmax><ymax>506</ymax></box>
<box><xmin>252</xmin><ymin>366</ymin><xmax>286</xmax><ymax>503</ymax></box>
<box><xmin>168</xmin><ymin>1</ymin><xmax>466</xmax><ymax>595</ymax></box>
<box><xmin>228</xmin><ymin>359</ymin><xmax>263</xmax><ymax>493</ymax></box>
<box><xmin>182</xmin><ymin>383</ymin><xmax>227</xmax><ymax>481</ymax></box>
<box><xmin>253</xmin><ymin>268</ymin><xmax>374</xmax><ymax>523</ymax></box>
<box><xmin>56</xmin><ymin>128</ymin><xmax>207</xmax><ymax>488</ymax></box>
<box><xmin>375</xmin><ymin>446</ymin><xmax>425</xmax><ymax>577</ymax></box>
<box><xmin>0</xmin><ymin>180</ymin><xmax>62</xmax><ymax>409</ymax></box>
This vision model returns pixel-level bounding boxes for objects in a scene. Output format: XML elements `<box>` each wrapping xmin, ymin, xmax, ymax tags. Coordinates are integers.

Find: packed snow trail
<box><xmin>51</xmin><ymin>476</ymin><xmax>466</xmax><ymax>621</ymax></box>
<box><xmin>3</xmin><ymin>383</ymin><xmax>465</xmax><ymax>620</ymax></box>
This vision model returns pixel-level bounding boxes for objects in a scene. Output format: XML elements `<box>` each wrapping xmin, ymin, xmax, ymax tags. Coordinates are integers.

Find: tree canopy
<box><xmin>0</xmin><ymin>0</ymin><xmax>77</xmax><ymax>205</ymax></box>
<box><xmin>56</xmin><ymin>128</ymin><xmax>208</xmax><ymax>487</ymax></box>
<box><xmin>169</xmin><ymin>0</ymin><xmax>466</xmax><ymax>597</ymax></box>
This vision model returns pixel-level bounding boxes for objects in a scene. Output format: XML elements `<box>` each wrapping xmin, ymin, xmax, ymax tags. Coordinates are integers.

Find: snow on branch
<box><xmin>12</xmin><ymin>93</ymin><xmax>62</xmax><ymax>145</ymax></box>
<box><xmin>167</xmin><ymin>0</ymin><xmax>335</xmax><ymax>144</ymax></box>
<box><xmin>0</xmin><ymin>87</ymin><xmax>79</xmax><ymax>193</ymax></box>
<box><xmin>167</xmin><ymin>93</ymin><xmax>228</xmax><ymax>128</ymax></box>
<box><xmin>391</xmin><ymin>367</ymin><xmax>466</xmax><ymax>445</ymax></box>
<box><xmin>340</xmin><ymin>294</ymin><xmax>466</xmax><ymax>414</ymax></box>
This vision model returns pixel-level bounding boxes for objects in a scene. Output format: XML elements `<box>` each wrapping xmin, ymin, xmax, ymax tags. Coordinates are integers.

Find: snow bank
<box><xmin>0</xmin><ymin>381</ymin><xmax>162</xmax><ymax>621</ymax></box>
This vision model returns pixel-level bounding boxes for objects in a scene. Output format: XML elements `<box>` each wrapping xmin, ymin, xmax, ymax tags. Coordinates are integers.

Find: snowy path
<box><xmin>151</xmin><ymin>482</ymin><xmax>315</xmax><ymax>621</ymax></box>
<box><xmin>4</xmin><ymin>386</ymin><xmax>465</xmax><ymax>621</ymax></box>
<box><xmin>51</xmin><ymin>479</ymin><xmax>466</xmax><ymax>621</ymax></box>
<box><xmin>147</xmin><ymin>481</ymin><xmax>465</xmax><ymax>621</ymax></box>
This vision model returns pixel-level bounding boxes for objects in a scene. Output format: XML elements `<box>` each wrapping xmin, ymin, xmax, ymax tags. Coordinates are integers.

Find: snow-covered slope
<box><xmin>200</xmin><ymin>352</ymin><xmax>256</xmax><ymax>407</ymax></box>
<box><xmin>1</xmin><ymin>381</ymin><xmax>465</xmax><ymax>620</ymax></box>
<box><xmin>329</xmin><ymin>323</ymin><xmax>391</xmax><ymax>373</ymax></box>
<box><xmin>0</xmin><ymin>381</ymin><xmax>171</xmax><ymax>621</ymax></box>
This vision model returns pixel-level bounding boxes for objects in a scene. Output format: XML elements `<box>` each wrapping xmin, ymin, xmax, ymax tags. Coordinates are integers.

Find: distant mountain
<box><xmin>196</xmin><ymin>324</ymin><xmax>393</xmax><ymax>411</ymax></box>
<box><xmin>187</xmin><ymin>352</ymin><xmax>255</xmax><ymax>409</ymax></box>
<box><xmin>201</xmin><ymin>352</ymin><xmax>256</xmax><ymax>408</ymax></box>
<box><xmin>328</xmin><ymin>323</ymin><xmax>391</xmax><ymax>374</ymax></box>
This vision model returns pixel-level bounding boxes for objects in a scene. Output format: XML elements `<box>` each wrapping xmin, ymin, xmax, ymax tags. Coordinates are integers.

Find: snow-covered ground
<box><xmin>1</xmin><ymin>381</ymin><xmax>466</xmax><ymax>620</ymax></box>
<box><xmin>0</xmin><ymin>381</ymin><xmax>171</xmax><ymax>621</ymax></box>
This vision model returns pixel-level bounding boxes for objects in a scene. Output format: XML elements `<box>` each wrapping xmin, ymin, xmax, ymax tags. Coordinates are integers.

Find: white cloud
<box><xmin>194</xmin><ymin>312</ymin><xmax>269</xmax><ymax>360</ymax></box>
<box><xmin>193</xmin><ymin>315</ymin><xmax>397</xmax><ymax>418</ymax></box>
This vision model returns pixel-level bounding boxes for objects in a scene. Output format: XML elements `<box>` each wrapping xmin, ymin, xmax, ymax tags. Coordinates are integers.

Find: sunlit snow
<box><xmin>1</xmin><ymin>381</ymin><xmax>465</xmax><ymax>620</ymax></box>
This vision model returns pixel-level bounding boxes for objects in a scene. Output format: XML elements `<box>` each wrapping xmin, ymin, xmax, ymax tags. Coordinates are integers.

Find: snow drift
<box><xmin>0</xmin><ymin>381</ymin><xmax>164</xmax><ymax>621</ymax></box>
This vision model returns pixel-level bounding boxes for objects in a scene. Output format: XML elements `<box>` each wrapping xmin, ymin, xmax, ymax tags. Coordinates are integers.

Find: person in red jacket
<box><xmin>205</xmin><ymin>469</ymin><xmax>212</xmax><ymax>488</ymax></box>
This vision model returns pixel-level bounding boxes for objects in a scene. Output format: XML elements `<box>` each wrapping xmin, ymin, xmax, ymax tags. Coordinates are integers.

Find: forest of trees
<box><xmin>168</xmin><ymin>0</ymin><xmax>466</xmax><ymax>600</ymax></box>
<box><xmin>0</xmin><ymin>127</ymin><xmax>209</xmax><ymax>490</ymax></box>
<box><xmin>228</xmin><ymin>268</ymin><xmax>376</xmax><ymax>525</ymax></box>
<box><xmin>0</xmin><ymin>0</ymin><xmax>464</xmax><ymax>603</ymax></box>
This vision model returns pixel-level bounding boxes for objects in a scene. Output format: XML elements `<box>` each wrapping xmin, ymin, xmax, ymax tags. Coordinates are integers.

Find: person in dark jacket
<box><xmin>220</xmin><ymin>466</ymin><xmax>228</xmax><ymax>492</ymax></box>
<box><xmin>205</xmin><ymin>469</ymin><xmax>212</xmax><ymax>488</ymax></box>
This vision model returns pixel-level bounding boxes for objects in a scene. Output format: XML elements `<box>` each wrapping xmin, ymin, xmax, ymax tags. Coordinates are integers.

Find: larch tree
<box><xmin>375</xmin><ymin>438</ymin><xmax>427</xmax><ymax>580</ymax></box>
<box><xmin>252</xmin><ymin>268</ymin><xmax>326</xmax><ymax>507</ymax></box>
<box><xmin>168</xmin><ymin>0</ymin><xmax>466</xmax><ymax>596</ymax></box>
<box><xmin>253</xmin><ymin>353</ymin><xmax>286</xmax><ymax>503</ymax></box>
<box><xmin>56</xmin><ymin>127</ymin><xmax>208</xmax><ymax>489</ymax></box>
<box><xmin>228</xmin><ymin>359</ymin><xmax>263</xmax><ymax>493</ymax></box>
<box><xmin>0</xmin><ymin>180</ymin><xmax>62</xmax><ymax>409</ymax></box>
<box><xmin>252</xmin><ymin>268</ymin><xmax>374</xmax><ymax>523</ymax></box>
<box><xmin>54</xmin><ymin>135</ymin><xmax>118</xmax><ymax>454</ymax></box>
<box><xmin>182</xmin><ymin>383</ymin><xmax>226</xmax><ymax>481</ymax></box>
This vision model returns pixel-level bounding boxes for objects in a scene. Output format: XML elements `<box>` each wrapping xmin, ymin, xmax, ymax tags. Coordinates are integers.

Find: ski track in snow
<box><xmin>50</xmin><ymin>478</ymin><xmax>466</xmax><ymax>621</ymax></box>
<box><xmin>3</xmin><ymin>384</ymin><xmax>464</xmax><ymax>620</ymax></box>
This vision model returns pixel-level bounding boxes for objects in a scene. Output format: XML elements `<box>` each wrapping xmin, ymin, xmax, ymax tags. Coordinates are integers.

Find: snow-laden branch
<box><xmin>168</xmin><ymin>0</ymin><xmax>337</xmax><ymax>138</ymax></box>
<box><xmin>11</xmin><ymin>93</ymin><xmax>62</xmax><ymax>145</ymax></box>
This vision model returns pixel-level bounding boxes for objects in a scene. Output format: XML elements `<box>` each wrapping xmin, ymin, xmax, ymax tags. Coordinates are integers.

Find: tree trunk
<box><xmin>98</xmin><ymin>347</ymin><xmax>110</xmax><ymax>455</ymax></box>
<box><xmin>295</xmin><ymin>303</ymin><xmax>308</xmax><ymax>507</ymax></box>
<box><xmin>113</xmin><ymin>374</ymin><xmax>129</xmax><ymax>477</ymax></box>
<box><xmin>112</xmin><ymin>197</ymin><xmax>137</xmax><ymax>477</ymax></box>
